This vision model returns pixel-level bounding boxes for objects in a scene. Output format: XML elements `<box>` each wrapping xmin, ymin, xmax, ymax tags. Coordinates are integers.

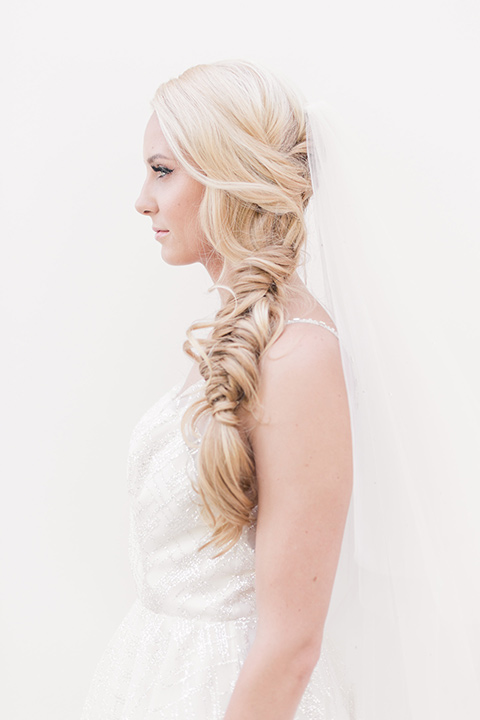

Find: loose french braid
<box><xmin>152</xmin><ymin>60</ymin><xmax>313</xmax><ymax>554</ymax></box>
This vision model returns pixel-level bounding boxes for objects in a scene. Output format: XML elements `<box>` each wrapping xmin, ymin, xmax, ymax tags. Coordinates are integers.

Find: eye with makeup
<box><xmin>151</xmin><ymin>165</ymin><xmax>173</xmax><ymax>178</ymax></box>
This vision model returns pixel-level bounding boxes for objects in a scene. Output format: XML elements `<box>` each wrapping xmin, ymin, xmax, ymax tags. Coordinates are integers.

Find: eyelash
<box><xmin>152</xmin><ymin>165</ymin><xmax>173</xmax><ymax>178</ymax></box>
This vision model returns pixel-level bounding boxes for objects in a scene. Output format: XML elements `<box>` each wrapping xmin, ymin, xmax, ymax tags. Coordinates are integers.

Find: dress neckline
<box><xmin>174</xmin><ymin>376</ymin><xmax>205</xmax><ymax>400</ymax></box>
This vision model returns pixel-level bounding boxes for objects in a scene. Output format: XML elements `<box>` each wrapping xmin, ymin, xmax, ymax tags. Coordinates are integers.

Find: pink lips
<box><xmin>153</xmin><ymin>228</ymin><xmax>169</xmax><ymax>240</ymax></box>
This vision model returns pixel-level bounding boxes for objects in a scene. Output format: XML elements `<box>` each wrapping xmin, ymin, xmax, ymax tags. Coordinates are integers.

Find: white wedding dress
<box><xmin>80</xmin><ymin>319</ymin><xmax>354</xmax><ymax>720</ymax></box>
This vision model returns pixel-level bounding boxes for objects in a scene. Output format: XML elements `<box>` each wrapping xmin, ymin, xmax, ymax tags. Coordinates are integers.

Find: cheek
<box><xmin>161</xmin><ymin>176</ymin><xmax>207</xmax><ymax>263</ymax></box>
<box><xmin>165</xmin><ymin>203</ymin><xmax>205</xmax><ymax>264</ymax></box>
<box><xmin>180</xmin><ymin>187</ymin><xmax>204</xmax><ymax>234</ymax></box>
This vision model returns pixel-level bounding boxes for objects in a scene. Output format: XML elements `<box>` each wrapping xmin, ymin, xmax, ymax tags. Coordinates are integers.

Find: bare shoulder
<box><xmin>240</xmin><ymin>322</ymin><xmax>346</xmax><ymax>435</ymax></box>
<box><xmin>264</xmin><ymin>320</ymin><xmax>343</xmax><ymax>396</ymax></box>
<box><xmin>264</xmin><ymin>318</ymin><xmax>340</xmax><ymax>367</ymax></box>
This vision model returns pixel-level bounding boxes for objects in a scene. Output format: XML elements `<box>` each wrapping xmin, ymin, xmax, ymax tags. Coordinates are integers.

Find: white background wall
<box><xmin>1</xmin><ymin>1</ymin><xmax>479</xmax><ymax>718</ymax></box>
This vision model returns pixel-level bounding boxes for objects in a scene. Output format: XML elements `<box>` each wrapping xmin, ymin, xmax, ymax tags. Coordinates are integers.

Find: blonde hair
<box><xmin>152</xmin><ymin>60</ymin><xmax>312</xmax><ymax>554</ymax></box>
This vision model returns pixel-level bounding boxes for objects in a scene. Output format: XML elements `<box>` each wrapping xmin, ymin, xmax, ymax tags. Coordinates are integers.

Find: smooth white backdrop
<box><xmin>1</xmin><ymin>1</ymin><xmax>479</xmax><ymax>718</ymax></box>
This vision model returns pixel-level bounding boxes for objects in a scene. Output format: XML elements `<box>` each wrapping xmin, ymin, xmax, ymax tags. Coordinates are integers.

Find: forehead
<box><xmin>143</xmin><ymin>113</ymin><xmax>174</xmax><ymax>160</ymax></box>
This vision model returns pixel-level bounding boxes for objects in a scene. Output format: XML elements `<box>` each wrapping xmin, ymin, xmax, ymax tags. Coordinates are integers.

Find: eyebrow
<box><xmin>147</xmin><ymin>153</ymin><xmax>173</xmax><ymax>164</ymax></box>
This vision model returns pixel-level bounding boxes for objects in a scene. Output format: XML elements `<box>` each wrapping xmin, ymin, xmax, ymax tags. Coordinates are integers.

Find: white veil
<box><xmin>302</xmin><ymin>104</ymin><xmax>480</xmax><ymax>719</ymax></box>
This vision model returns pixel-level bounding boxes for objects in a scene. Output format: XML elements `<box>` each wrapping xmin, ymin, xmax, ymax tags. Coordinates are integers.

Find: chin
<box><xmin>160</xmin><ymin>245</ymin><xmax>198</xmax><ymax>267</ymax></box>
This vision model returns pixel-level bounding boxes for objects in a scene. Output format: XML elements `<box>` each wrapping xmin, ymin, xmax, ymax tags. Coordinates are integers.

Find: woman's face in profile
<box><xmin>135</xmin><ymin>113</ymin><xmax>211</xmax><ymax>268</ymax></box>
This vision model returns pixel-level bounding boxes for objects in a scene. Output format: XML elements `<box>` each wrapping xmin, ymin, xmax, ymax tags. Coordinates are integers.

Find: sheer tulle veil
<box><xmin>302</xmin><ymin>103</ymin><xmax>480</xmax><ymax>718</ymax></box>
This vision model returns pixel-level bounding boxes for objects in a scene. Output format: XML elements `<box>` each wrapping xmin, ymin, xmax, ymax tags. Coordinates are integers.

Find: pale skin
<box><xmin>136</xmin><ymin>113</ymin><xmax>353</xmax><ymax>720</ymax></box>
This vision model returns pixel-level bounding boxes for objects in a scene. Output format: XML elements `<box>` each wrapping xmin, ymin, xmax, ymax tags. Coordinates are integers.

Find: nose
<box><xmin>135</xmin><ymin>178</ymin><xmax>157</xmax><ymax>216</ymax></box>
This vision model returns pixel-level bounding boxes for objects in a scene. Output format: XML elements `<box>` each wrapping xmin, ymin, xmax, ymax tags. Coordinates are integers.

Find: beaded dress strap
<box><xmin>285</xmin><ymin>317</ymin><xmax>339</xmax><ymax>339</ymax></box>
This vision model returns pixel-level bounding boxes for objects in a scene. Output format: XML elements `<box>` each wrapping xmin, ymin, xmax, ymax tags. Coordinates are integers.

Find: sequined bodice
<box><xmin>126</xmin><ymin>318</ymin><xmax>338</xmax><ymax>622</ymax></box>
<box><xmin>127</xmin><ymin>378</ymin><xmax>257</xmax><ymax>622</ymax></box>
<box><xmin>82</xmin><ymin>319</ymin><xmax>353</xmax><ymax>720</ymax></box>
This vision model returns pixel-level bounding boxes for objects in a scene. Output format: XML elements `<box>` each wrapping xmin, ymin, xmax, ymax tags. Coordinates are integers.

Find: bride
<box><xmin>81</xmin><ymin>60</ymin><xmax>480</xmax><ymax>719</ymax></box>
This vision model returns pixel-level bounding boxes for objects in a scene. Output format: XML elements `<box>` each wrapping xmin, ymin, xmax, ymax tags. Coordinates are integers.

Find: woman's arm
<box><xmin>223</xmin><ymin>325</ymin><xmax>353</xmax><ymax>720</ymax></box>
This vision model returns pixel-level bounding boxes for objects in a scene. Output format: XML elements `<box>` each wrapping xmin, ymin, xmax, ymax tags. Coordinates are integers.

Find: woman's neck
<box><xmin>207</xmin><ymin>265</ymin><xmax>316</xmax><ymax>317</ymax></box>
